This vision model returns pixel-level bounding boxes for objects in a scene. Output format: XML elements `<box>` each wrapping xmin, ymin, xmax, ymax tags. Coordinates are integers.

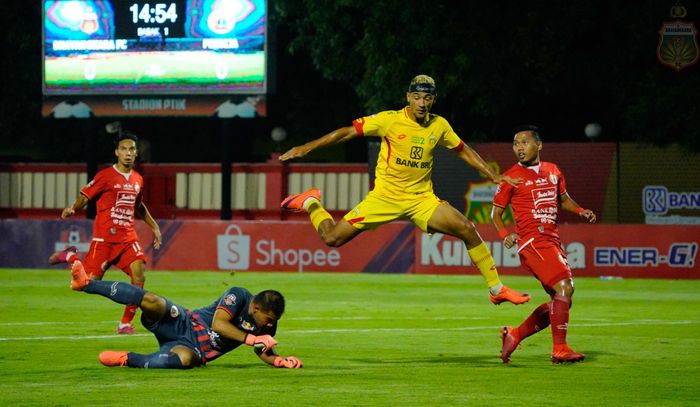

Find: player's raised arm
<box><xmin>457</xmin><ymin>144</ymin><xmax>522</xmax><ymax>187</ymax></box>
<box><xmin>279</xmin><ymin>126</ymin><xmax>359</xmax><ymax>162</ymax></box>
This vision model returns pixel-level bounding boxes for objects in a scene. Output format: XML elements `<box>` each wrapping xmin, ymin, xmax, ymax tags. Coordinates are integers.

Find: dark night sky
<box><xmin>1</xmin><ymin>1</ymin><xmax>698</xmax><ymax>164</ymax></box>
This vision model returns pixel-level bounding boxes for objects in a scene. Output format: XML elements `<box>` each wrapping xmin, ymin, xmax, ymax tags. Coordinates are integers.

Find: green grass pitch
<box><xmin>0</xmin><ymin>269</ymin><xmax>698</xmax><ymax>406</ymax></box>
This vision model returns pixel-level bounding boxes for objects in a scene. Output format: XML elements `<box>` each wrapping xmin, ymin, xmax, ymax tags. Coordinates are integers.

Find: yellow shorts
<box><xmin>342</xmin><ymin>190</ymin><xmax>445</xmax><ymax>233</ymax></box>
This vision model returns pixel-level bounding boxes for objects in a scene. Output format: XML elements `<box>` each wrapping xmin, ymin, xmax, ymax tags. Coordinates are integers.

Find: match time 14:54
<box><xmin>594</xmin><ymin>243</ymin><xmax>698</xmax><ymax>268</ymax></box>
<box><xmin>130</xmin><ymin>3</ymin><xmax>178</xmax><ymax>24</ymax></box>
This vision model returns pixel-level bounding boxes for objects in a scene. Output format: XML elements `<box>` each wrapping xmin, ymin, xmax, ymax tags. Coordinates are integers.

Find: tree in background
<box><xmin>275</xmin><ymin>0</ymin><xmax>699</xmax><ymax>150</ymax></box>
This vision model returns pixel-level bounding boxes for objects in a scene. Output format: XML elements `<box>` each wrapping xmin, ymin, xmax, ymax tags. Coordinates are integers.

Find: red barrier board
<box><xmin>1</xmin><ymin>219</ymin><xmax>697</xmax><ymax>278</ymax></box>
<box><xmin>135</xmin><ymin>220</ymin><xmax>414</xmax><ymax>273</ymax></box>
<box><xmin>414</xmin><ymin>224</ymin><xmax>699</xmax><ymax>279</ymax></box>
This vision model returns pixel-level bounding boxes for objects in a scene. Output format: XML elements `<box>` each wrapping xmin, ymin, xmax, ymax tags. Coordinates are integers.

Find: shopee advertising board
<box><xmin>415</xmin><ymin>224</ymin><xmax>699</xmax><ymax>279</ymax></box>
<box><xmin>134</xmin><ymin>220</ymin><xmax>415</xmax><ymax>273</ymax></box>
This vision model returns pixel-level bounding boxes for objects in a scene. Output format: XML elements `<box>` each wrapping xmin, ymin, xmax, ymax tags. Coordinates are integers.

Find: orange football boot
<box><xmin>490</xmin><ymin>286</ymin><xmax>530</xmax><ymax>305</ymax></box>
<box><xmin>500</xmin><ymin>326</ymin><xmax>521</xmax><ymax>363</ymax></box>
<box><xmin>99</xmin><ymin>351</ymin><xmax>129</xmax><ymax>367</ymax></box>
<box><xmin>70</xmin><ymin>260</ymin><xmax>90</xmax><ymax>291</ymax></box>
<box><xmin>551</xmin><ymin>345</ymin><xmax>586</xmax><ymax>364</ymax></box>
<box><xmin>280</xmin><ymin>188</ymin><xmax>321</xmax><ymax>212</ymax></box>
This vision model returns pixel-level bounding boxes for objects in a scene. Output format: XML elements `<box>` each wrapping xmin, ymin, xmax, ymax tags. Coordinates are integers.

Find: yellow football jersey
<box><xmin>352</xmin><ymin>107</ymin><xmax>464</xmax><ymax>196</ymax></box>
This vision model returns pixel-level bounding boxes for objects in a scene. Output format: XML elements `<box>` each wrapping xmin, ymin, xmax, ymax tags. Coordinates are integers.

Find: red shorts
<box><xmin>83</xmin><ymin>239</ymin><xmax>147</xmax><ymax>279</ymax></box>
<box><xmin>518</xmin><ymin>240</ymin><xmax>572</xmax><ymax>290</ymax></box>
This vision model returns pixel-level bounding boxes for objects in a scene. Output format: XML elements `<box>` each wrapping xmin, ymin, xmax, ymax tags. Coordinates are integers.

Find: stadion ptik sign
<box><xmin>643</xmin><ymin>185</ymin><xmax>700</xmax><ymax>225</ymax></box>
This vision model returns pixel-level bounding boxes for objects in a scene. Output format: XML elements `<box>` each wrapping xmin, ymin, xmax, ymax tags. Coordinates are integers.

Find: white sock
<box><xmin>302</xmin><ymin>197</ymin><xmax>320</xmax><ymax>210</ymax></box>
<box><xmin>489</xmin><ymin>283</ymin><xmax>504</xmax><ymax>295</ymax></box>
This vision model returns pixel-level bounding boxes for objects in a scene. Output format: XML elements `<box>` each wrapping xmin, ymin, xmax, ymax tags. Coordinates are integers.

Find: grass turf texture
<box><xmin>0</xmin><ymin>269</ymin><xmax>698</xmax><ymax>406</ymax></box>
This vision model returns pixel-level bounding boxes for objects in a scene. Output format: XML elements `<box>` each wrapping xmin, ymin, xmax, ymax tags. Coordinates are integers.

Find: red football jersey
<box><xmin>80</xmin><ymin>165</ymin><xmax>143</xmax><ymax>243</ymax></box>
<box><xmin>493</xmin><ymin>161</ymin><xmax>567</xmax><ymax>245</ymax></box>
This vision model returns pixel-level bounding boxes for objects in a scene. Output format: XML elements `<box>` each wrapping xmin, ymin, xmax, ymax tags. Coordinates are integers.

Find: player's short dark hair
<box><xmin>512</xmin><ymin>124</ymin><xmax>541</xmax><ymax>142</ymax></box>
<box><xmin>254</xmin><ymin>290</ymin><xmax>285</xmax><ymax>319</ymax></box>
<box><xmin>115</xmin><ymin>131</ymin><xmax>139</xmax><ymax>148</ymax></box>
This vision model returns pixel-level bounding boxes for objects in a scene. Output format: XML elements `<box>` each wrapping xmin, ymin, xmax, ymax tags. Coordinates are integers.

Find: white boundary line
<box><xmin>0</xmin><ymin>320</ymin><xmax>694</xmax><ymax>341</ymax></box>
<box><xmin>0</xmin><ymin>316</ymin><xmax>614</xmax><ymax>326</ymax></box>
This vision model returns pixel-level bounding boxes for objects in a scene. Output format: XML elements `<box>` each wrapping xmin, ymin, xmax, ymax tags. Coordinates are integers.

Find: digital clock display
<box><xmin>116</xmin><ymin>2</ymin><xmax>186</xmax><ymax>39</ymax></box>
<box><xmin>42</xmin><ymin>0</ymin><xmax>267</xmax><ymax>95</ymax></box>
<box><xmin>130</xmin><ymin>3</ymin><xmax>178</xmax><ymax>24</ymax></box>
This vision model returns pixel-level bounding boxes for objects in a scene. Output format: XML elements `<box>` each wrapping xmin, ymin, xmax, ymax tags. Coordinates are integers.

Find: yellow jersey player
<box><xmin>280</xmin><ymin>74</ymin><xmax>529</xmax><ymax>305</ymax></box>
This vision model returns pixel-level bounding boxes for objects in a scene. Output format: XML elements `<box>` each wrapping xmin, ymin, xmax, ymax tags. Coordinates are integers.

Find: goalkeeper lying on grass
<box><xmin>65</xmin><ymin>259</ymin><xmax>302</xmax><ymax>369</ymax></box>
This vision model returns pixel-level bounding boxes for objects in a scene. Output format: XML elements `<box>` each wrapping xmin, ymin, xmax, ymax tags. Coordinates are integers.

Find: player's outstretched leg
<box><xmin>499</xmin><ymin>302</ymin><xmax>551</xmax><ymax>363</ymax></box>
<box><xmin>490</xmin><ymin>285</ymin><xmax>530</xmax><ymax>305</ymax></box>
<box><xmin>49</xmin><ymin>246</ymin><xmax>79</xmax><ymax>265</ymax></box>
<box><xmin>70</xmin><ymin>261</ymin><xmax>146</xmax><ymax>307</ymax></box>
<box><xmin>100</xmin><ymin>350</ymin><xmax>188</xmax><ymax>369</ymax></box>
<box><xmin>281</xmin><ymin>188</ymin><xmax>321</xmax><ymax>211</ymax></box>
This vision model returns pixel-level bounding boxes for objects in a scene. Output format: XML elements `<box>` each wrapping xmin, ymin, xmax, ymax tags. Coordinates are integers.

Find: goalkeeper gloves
<box><xmin>245</xmin><ymin>334</ymin><xmax>277</xmax><ymax>352</ymax></box>
<box><xmin>274</xmin><ymin>356</ymin><xmax>303</xmax><ymax>368</ymax></box>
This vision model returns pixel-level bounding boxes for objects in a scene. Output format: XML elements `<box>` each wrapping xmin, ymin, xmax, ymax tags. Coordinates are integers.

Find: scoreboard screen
<box><xmin>42</xmin><ymin>0</ymin><xmax>267</xmax><ymax>95</ymax></box>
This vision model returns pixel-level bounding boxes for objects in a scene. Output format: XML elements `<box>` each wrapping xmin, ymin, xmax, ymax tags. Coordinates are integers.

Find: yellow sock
<box><xmin>308</xmin><ymin>202</ymin><xmax>333</xmax><ymax>231</ymax></box>
<box><xmin>467</xmin><ymin>242</ymin><xmax>501</xmax><ymax>288</ymax></box>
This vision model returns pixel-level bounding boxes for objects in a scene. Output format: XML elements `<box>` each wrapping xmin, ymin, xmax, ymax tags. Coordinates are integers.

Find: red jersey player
<box><xmin>50</xmin><ymin>132</ymin><xmax>161</xmax><ymax>334</ymax></box>
<box><xmin>491</xmin><ymin>125</ymin><xmax>596</xmax><ymax>364</ymax></box>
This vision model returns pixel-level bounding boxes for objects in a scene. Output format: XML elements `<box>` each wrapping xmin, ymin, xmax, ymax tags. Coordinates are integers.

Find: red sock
<box><xmin>66</xmin><ymin>252</ymin><xmax>79</xmax><ymax>265</ymax></box>
<box><xmin>550</xmin><ymin>295</ymin><xmax>571</xmax><ymax>346</ymax></box>
<box><xmin>516</xmin><ymin>302</ymin><xmax>551</xmax><ymax>340</ymax></box>
<box><xmin>121</xmin><ymin>281</ymin><xmax>144</xmax><ymax>325</ymax></box>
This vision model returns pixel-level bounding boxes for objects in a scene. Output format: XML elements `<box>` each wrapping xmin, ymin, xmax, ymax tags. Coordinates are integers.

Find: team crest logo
<box><xmin>657</xmin><ymin>4</ymin><xmax>699</xmax><ymax>71</ymax></box>
<box><xmin>463</xmin><ymin>160</ymin><xmax>514</xmax><ymax>225</ymax></box>
<box><xmin>549</xmin><ymin>174</ymin><xmax>558</xmax><ymax>185</ymax></box>
<box><xmin>80</xmin><ymin>7</ymin><xmax>99</xmax><ymax>35</ymax></box>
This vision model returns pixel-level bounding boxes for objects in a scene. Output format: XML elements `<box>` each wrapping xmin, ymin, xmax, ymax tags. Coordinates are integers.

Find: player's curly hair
<box><xmin>254</xmin><ymin>290</ymin><xmax>286</xmax><ymax>319</ymax></box>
